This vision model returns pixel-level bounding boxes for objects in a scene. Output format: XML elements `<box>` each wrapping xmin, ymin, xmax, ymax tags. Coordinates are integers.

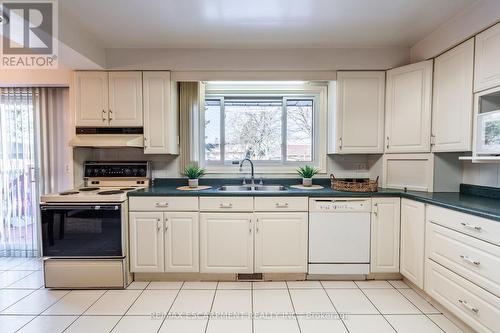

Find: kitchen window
<box><xmin>201</xmin><ymin>92</ymin><xmax>326</xmax><ymax>175</ymax></box>
<box><xmin>205</xmin><ymin>97</ymin><xmax>315</xmax><ymax>162</ymax></box>
<box><xmin>198</xmin><ymin>82</ymin><xmax>327</xmax><ymax>173</ymax></box>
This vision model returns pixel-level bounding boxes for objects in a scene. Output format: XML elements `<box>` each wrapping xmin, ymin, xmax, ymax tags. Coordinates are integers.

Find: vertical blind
<box><xmin>0</xmin><ymin>88</ymin><xmax>38</xmax><ymax>257</ymax></box>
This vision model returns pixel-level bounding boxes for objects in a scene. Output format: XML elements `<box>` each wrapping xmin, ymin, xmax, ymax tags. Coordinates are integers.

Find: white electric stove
<box><xmin>40</xmin><ymin>161</ymin><xmax>150</xmax><ymax>289</ymax></box>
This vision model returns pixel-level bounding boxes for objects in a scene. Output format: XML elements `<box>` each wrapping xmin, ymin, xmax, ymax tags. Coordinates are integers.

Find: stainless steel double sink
<box><xmin>217</xmin><ymin>185</ymin><xmax>287</xmax><ymax>192</ymax></box>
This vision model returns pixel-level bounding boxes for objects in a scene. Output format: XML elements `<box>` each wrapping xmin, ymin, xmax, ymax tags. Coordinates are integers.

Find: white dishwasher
<box><xmin>309</xmin><ymin>198</ymin><xmax>371</xmax><ymax>275</ymax></box>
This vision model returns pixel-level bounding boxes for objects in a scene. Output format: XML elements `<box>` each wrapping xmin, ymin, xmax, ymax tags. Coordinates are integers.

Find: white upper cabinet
<box><xmin>371</xmin><ymin>198</ymin><xmax>401</xmax><ymax>273</ymax></box>
<box><xmin>400</xmin><ymin>199</ymin><xmax>426</xmax><ymax>289</ymax></box>
<box><xmin>143</xmin><ymin>71</ymin><xmax>178</xmax><ymax>154</ymax></box>
<box><xmin>254</xmin><ymin>213</ymin><xmax>308</xmax><ymax>273</ymax></box>
<box><xmin>75</xmin><ymin>72</ymin><xmax>109</xmax><ymax>127</ymax></box>
<box><xmin>474</xmin><ymin>22</ymin><xmax>500</xmax><ymax>92</ymax></box>
<box><xmin>385</xmin><ymin>60</ymin><xmax>433</xmax><ymax>153</ymax></box>
<box><xmin>75</xmin><ymin>71</ymin><xmax>143</xmax><ymax>128</ymax></box>
<box><xmin>330</xmin><ymin>72</ymin><xmax>385</xmax><ymax>154</ymax></box>
<box><xmin>432</xmin><ymin>39</ymin><xmax>474</xmax><ymax>152</ymax></box>
<box><xmin>108</xmin><ymin>72</ymin><xmax>143</xmax><ymax>127</ymax></box>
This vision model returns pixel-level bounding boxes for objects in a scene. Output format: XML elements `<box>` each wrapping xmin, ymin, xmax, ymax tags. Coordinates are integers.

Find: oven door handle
<box><xmin>41</xmin><ymin>205</ymin><xmax>120</xmax><ymax>210</ymax></box>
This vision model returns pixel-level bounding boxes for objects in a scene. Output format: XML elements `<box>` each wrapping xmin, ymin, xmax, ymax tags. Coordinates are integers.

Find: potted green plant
<box><xmin>297</xmin><ymin>165</ymin><xmax>319</xmax><ymax>187</ymax></box>
<box><xmin>184</xmin><ymin>165</ymin><xmax>206</xmax><ymax>188</ymax></box>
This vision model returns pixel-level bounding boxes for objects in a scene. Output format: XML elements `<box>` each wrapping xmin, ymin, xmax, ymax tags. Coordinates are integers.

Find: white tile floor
<box><xmin>0</xmin><ymin>257</ymin><xmax>465</xmax><ymax>333</ymax></box>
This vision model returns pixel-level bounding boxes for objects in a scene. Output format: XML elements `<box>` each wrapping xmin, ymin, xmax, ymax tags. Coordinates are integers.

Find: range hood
<box><xmin>69</xmin><ymin>128</ymin><xmax>144</xmax><ymax>148</ymax></box>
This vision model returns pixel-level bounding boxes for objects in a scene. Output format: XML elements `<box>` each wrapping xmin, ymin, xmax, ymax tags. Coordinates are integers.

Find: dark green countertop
<box><xmin>128</xmin><ymin>179</ymin><xmax>500</xmax><ymax>222</ymax></box>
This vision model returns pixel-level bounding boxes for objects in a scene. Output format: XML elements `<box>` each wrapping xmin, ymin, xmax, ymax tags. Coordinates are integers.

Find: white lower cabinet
<box><xmin>164</xmin><ymin>212</ymin><xmax>199</xmax><ymax>272</ymax></box>
<box><xmin>425</xmin><ymin>204</ymin><xmax>500</xmax><ymax>333</ymax></box>
<box><xmin>370</xmin><ymin>198</ymin><xmax>401</xmax><ymax>273</ymax></box>
<box><xmin>426</xmin><ymin>221</ymin><xmax>500</xmax><ymax>297</ymax></box>
<box><xmin>425</xmin><ymin>259</ymin><xmax>500</xmax><ymax>333</ymax></box>
<box><xmin>199</xmin><ymin>213</ymin><xmax>254</xmax><ymax>273</ymax></box>
<box><xmin>130</xmin><ymin>197</ymin><xmax>309</xmax><ymax>275</ymax></box>
<box><xmin>129</xmin><ymin>211</ymin><xmax>199</xmax><ymax>273</ymax></box>
<box><xmin>129</xmin><ymin>212</ymin><xmax>164</xmax><ymax>273</ymax></box>
<box><xmin>400</xmin><ymin>199</ymin><xmax>426</xmax><ymax>288</ymax></box>
<box><xmin>254</xmin><ymin>213</ymin><xmax>308</xmax><ymax>273</ymax></box>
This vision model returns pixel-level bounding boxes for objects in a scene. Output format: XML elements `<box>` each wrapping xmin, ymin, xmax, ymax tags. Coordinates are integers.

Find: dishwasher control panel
<box><xmin>309</xmin><ymin>198</ymin><xmax>371</xmax><ymax>212</ymax></box>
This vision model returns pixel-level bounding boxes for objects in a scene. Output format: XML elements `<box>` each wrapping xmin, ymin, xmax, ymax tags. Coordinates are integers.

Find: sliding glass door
<box><xmin>0</xmin><ymin>88</ymin><xmax>39</xmax><ymax>257</ymax></box>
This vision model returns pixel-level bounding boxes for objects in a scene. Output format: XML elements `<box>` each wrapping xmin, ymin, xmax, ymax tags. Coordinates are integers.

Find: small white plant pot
<box><xmin>302</xmin><ymin>178</ymin><xmax>312</xmax><ymax>187</ymax></box>
<box><xmin>188</xmin><ymin>179</ymin><xmax>199</xmax><ymax>188</ymax></box>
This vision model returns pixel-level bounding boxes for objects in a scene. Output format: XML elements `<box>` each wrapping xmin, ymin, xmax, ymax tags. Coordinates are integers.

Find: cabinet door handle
<box><xmin>386</xmin><ymin>136</ymin><xmax>390</xmax><ymax>150</ymax></box>
<box><xmin>108</xmin><ymin>109</ymin><xmax>113</xmax><ymax>122</ymax></box>
<box><xmin>256</xmin><ymin>218</ymin><xmax>259</xmax><ymax>233</ymax></box>
<box><xmin>458</xmin><ymin>299</ymin><xmax>479</xmax><ymax>314</ymax></box>
<box><xmin>373</xmin><ymin>203</ymin><xmax>378</xmax><ymax>216</ymax></box>
<box><xmin>144</xmin><ymin>136</ymin><xmax>148</xmax><ymax>148</ymax></box>
<box><xmin>219</xmin><ymin>203</ymin><xmax>233</xmax><ymax>209</ymax></box>
<box><xmin>339</xmin><ymin>137</ymin><xmax>343</xmax><ymax>150</ymax></box>
<box><xmin>102</xmin><ymin>110</ymin><xmax>107</xmax><ymax>122</ymax></box>
<box><xmin>460</xmin><ymin>222</ymin><xmax>482</xmax><ymax>231</ymax></box>
<box><xmin>155</xmin><ymin>202</ymin><xmax>169</xmax><ymax>207</ymax></box>
<box><xmin>249</xmin><ymin>220</ymin><xmax>252</xmax><ymax>233</ymax></box>
<box><xmin>156</xmin><ymin>220</ymin><xmax>161</xmax><ymax>232</ymax></box>
<box><xmin>275</xmin><ymin>203</ymin><xmax>289</xmax><ymax>208</ymax></box>
<box><xmin>460</xmin><ymin>255</ymin><xmax>480</xmax><ymax>266</ymax></box>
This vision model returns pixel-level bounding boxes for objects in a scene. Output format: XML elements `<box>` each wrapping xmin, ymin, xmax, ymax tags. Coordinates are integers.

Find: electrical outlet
<box><xmin>355</xmin><ymin>163</ymin><xmax>368</xmax><ymax>171</ymax></box>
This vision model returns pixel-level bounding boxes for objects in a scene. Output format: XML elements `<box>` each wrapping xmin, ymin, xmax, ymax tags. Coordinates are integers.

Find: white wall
<box><xmin>58</xmin><ymin>11</ymin><xmax>106</xmax><ymax>69</ymax></box>
<box><xmin>106</xmin><ymin>47</ymin><xmax>409</xmax><ymax>71</ymax></box>
<box><xmin>0</xmin><ymin>68</ymin><xmax>72</xmax><ymax>86</ymax></box>
<box><xmin>80</xmin><ymin>148</ymin><xmax>372</xmax><ymax>181</ymax></box>
<box><xmin>411</xmin><ymin>0</ymin><xmax>500</xmax><ymax>61</ymax></box>
<box><xmin>462</xmin><ymin>163</ymin><xmax>500</xmax><ymax>187</ymax></box>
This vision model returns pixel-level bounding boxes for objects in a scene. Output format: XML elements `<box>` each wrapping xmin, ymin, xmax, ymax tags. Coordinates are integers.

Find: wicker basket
<box><xmin>330</xmin><ymin>174</ymin><xmax>379</xmax><ymax>192</ymax></box>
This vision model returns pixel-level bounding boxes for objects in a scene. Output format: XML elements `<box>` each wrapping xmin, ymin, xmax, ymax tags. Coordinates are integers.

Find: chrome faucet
<box><xmin>239</xmin><ymin>158</ymin><xmax>255</xmax><ymax>185</ymax></box>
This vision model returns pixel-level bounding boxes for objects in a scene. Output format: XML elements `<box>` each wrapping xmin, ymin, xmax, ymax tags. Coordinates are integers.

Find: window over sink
<box><xmin>200</xmin><ymin>81</ymin><xmax>327</xmax><ymax>173</ymax></box>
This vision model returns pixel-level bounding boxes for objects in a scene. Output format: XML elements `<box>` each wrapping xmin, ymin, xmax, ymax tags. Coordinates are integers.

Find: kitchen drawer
<box><xmin>199</xmin><ymin>197</ymin><xmax>253</xmax><ymax>211</ymax></box>
<box><xmin>129</xmin><ymin>196</ymin><xmax>198</xmax><ymax>211</ymax></box>
<box><xmin>425</xmin><ymin>259</ymin><xmax>500</xmax><ymax>333</ymax></box>
<box><xmin>426</xmin><ymin>205</ymin><xmax>500</xmax><ymax>246</ymax></box>
<box><xmin>254</xmin><ymin>197</ymin><xmax>308</xmax><ymax>211</ymax></box>
<box><xmin>426</xmin><ymin>222</ymin><xmax>500</xmax><ymax>297</ymax></box>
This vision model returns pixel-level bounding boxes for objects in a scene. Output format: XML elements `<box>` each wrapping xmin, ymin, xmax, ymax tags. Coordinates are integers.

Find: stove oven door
<box><xmin>41</xmin><ymin>204</ymin><xmax>124</xmax><ymax>257</ymax></box>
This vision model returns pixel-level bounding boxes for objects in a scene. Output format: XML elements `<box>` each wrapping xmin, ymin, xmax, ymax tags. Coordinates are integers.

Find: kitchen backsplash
<box><xmin>462</xmin><ymin>163</ymin><xmax>500</xmax><ymax>188</ymax></box>
<box><xmin>74</xmin><ymin>148</ymin><xmax>374</xmax><ymax>181</ymax></box>
<box><xmin>77</xmin><ymin>148</ymin><xmax>500</xmax><ymax>189</ymax></box>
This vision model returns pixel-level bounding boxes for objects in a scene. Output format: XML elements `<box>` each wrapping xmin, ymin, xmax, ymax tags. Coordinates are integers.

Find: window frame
<box><xmin>199</xmin><ymin>83</ymin><xmax>327</xmax><ymax>174</ymax></box>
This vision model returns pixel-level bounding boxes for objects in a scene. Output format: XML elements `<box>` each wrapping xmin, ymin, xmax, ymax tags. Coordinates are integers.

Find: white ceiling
<box><xmin>60</xmin><ymin>0</ymin><xmax>476</xmax><ymax>49</ymax></box>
